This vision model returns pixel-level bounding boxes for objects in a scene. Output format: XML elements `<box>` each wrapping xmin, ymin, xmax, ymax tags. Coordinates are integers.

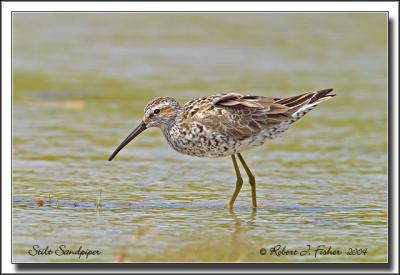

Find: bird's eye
<box><xmin>153</xmin><ymin>109</ymin><xmax>160</xmax><ymax>114</ymax></box>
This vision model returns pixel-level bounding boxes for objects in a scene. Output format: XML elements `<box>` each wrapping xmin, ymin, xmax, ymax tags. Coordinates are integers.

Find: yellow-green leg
<box><xmin>228</xmin><ymin>155</ymin><xmax>243</xmax><ymax>209</ymax></box>
<box><xmin>237</xmin><ymin>153</ymin><xmax>257</xmax><ymax>208</ymax></box>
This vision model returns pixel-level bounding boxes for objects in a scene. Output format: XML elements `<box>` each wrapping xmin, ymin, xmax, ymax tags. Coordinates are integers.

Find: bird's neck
<box><xmin>160</xmin><ymin>108</ymin><xmax>183</xmax><ymax>133</ymax></box>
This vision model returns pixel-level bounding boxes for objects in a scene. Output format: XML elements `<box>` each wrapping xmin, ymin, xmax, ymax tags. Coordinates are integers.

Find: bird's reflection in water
<box><xmin>228</xmin><ymin>209</ymin><xmax>257</xmax><ymax>235</ymax></box>
<box><xmin>225</xmin><ymin>208</ymin><xmax>258</xmax><ymax>260</ymax></box>
<box><xmin>228</xmin><ymin>208</ymin><xmax>257</xmax><ymax>227</ymax></box>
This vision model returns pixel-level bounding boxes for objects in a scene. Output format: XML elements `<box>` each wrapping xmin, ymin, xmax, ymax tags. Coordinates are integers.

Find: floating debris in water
<box><xmin>118</xmin><ymin>201</ymin><xmax>132</xmax><ymax>207</ymax></box>
<box><xmin>96</xmin><ymin>190</ymin><xmax>102</xmax><ymax>209</ymax></box>
<box><xmin>115</xmin><ymin>246</ymin><xmax>128</xmax><ymax>263</ymax></box>
<box><xmin>48</xmin><ymin>194</ymin><xmax>52</xmax><ymax>206</ymax></box>
<box><xmin>36</xmin><ymin>198</ymin><xmax>44</xmax><ymax>207</ymax></box>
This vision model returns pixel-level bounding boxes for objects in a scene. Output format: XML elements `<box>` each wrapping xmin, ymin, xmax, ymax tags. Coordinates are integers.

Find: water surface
<box><xmin>12</xmin><ymin>13</ymin><xmax>387</xmax><ymax>262</ymax></box>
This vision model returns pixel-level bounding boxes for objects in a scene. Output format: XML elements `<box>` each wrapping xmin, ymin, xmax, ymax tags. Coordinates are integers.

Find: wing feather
<box><xmin>191</xmin><ymin>93</ymin><xmax>289</xmax><ymax>140</ymax></box>
<box><xmin>185</xmin><ymin>89</ymin><xmax>334</xmax><ymax>141</ymax></box>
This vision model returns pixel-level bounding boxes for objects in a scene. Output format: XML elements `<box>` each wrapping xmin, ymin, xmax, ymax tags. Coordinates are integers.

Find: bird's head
<box><xmin>143</xmin><ymin>96</ymin><xmax>181</xmax><ymax>128</ymax></box>
<box><xmin>108</xmin><ymin>96</ymin><xmax>180</xmax><ymax>161</ymax></box>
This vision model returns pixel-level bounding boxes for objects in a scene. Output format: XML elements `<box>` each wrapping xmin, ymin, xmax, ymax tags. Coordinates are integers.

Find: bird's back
<box><xmin>164</xmin><ymin>89</ymin><xmax>335</xmax><ymax>157</ymax></box>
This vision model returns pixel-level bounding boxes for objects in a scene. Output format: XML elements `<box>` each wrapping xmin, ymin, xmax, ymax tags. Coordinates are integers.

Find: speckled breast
<box><xmin>162</xmin><ymin>122</ymin><xmax>249</xmax><ymax>158</ymax></box>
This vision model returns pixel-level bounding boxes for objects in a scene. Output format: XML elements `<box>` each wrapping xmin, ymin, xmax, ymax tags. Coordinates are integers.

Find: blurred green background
<box><xmin>13</xmin><ymin>13</ymin><xmax>387</xmax><ymax>262</ymax></box>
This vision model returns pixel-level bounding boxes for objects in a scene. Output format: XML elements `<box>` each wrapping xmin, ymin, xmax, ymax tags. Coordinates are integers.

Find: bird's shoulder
<box><xmin>182</xmin><ymin>94</ymin><xmax>222</xmax><ymax>118</ymax></box>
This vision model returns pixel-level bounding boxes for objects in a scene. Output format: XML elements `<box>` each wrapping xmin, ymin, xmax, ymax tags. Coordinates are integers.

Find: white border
<box><xmin>2</xmin><ymin>1</ymin><xmax>398</xmax><ymax>274</ymax></box>
<box><xmin>0</xmin><ymin>1</ymin><xmax>398</xmax><ymax>12</ymax></box>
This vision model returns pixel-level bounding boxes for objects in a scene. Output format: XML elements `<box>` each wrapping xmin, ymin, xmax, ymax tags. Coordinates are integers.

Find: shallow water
<box><xmin>12</xmin><ymin>13</ymin><xmax>387</xmax><ymax>262</ymax></box>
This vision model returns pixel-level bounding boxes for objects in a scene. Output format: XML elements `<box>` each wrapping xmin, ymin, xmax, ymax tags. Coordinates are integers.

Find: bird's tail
<box><xmin>309</xmin><ymin>88</ymin><xmax>336</xmax><ymax>105</ymax></box>
<box><xmin>275</xmin><ymin>88</ymin><xmax>335</xmax><ymax>120</ymax></box>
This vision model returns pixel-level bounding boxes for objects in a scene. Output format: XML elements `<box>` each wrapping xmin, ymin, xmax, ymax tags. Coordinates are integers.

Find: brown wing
<box><xmin>188</xmin><ymin>89</ymin><xmax>334</xmax><ymax>141</ymax></box>
<box><xmin>189</xmin><ymin>93</ymin><xmax>290</xmax><ymax>140</ymax></box>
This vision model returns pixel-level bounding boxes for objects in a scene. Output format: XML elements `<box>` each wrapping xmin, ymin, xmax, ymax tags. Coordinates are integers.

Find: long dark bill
<box><xmin>108</xmin><ymin>121</ymin><xmax>147</xmax><ymax>161</ymax></box>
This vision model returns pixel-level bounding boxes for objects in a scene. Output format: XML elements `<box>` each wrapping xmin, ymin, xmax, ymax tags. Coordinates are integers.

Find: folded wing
<box><xmin>187</xmin><ymin>89</ymin><xmax>335</xmax><ymax>141</ymax></box>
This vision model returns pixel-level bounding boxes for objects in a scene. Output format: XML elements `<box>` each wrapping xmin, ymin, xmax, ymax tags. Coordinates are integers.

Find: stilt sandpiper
<box><xmin>109</xmin><ymin>88</ymin><xmax>335</xmax><ymax>209</ymax></box>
